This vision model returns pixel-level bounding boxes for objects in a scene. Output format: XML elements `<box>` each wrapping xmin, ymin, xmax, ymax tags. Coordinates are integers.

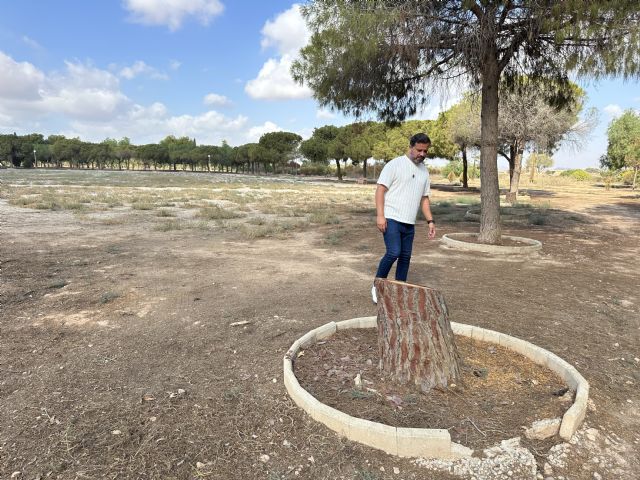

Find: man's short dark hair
<box><xmin>410</xmin><ymin>133</ymin><xmax>431</xmax><ymax>146</ymax></box>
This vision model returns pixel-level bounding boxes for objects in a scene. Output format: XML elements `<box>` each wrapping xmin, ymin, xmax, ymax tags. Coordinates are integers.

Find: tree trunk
<box><xmin>508</xmin><ymin>145</ymin><xmax>516</xmax><ymax>185</ymax></box>
<box><xmin>335</xmin><ymin>158</ymin><xmax>343</xmax><ymax>181</ymax></box>
<box><xmin>507</xmin><ymin>144</ymin><xmax>524</xmax><ymax>203</ymax></box>
<box><xmin>529</xmin><ymin>155</ymin><xmax>536</xmax><ymax>183</ymax></box>
<box><xmin>363</xmin><ymin>158</ymin><xmax>368</xmax><ymax>179</ymax></box>
<box><xmin>478</xmin><ymin>53</ymin><xmax>502</xmax><ymax>244</ymax></box>
<box><xmin>374</xmin><ymin>278</ymin><xmax>462</xmax><ymax>393</ymax></box>
<box><xmin>461</xmin><ymin>146</ymin><xmax>468</xmax><ymax>188</ymax></box>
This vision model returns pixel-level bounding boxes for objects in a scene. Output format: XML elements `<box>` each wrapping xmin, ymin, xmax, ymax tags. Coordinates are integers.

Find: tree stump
<box><xmin>374</xmin><ymin>278</ymin><xmax>462</xmax><ymax>393</ymax></box>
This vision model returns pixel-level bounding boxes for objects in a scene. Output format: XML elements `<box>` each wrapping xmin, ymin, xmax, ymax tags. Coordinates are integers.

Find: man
<box><xmin>372</xmin><ymin>132</ymin><xmax>436</xmax><ymax>303</ymax></box>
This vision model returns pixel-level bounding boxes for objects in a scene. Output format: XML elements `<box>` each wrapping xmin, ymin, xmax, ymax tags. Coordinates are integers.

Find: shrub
<box><xmin>621</xmin><ymin>169</ymin><xmax>637</xmax><ymax>185</ymax></box>
<box><xmin>560</xmin><ymin>169</ymin><xmax>591</xmax><ymax>181</ymax></box>
<box><xmin>442</xmin><ymin>160</ymin><xmax>462</xmax><ymax>178</ymax></box>
<box><xmin>299</xmin><ymin>162</ymin><xmax>331</xmax><ymax>176</ymax></box>
<box><xmin>441</xmin><ymin>159</ymin><xmax>479</xmax><ymax>180</ymax></box>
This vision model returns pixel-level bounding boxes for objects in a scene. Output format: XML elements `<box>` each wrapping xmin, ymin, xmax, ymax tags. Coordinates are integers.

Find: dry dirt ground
<box><xmin>1</xmin><ymin>169</ymin><xmax>639</xmax><ymax>480</ymax></box>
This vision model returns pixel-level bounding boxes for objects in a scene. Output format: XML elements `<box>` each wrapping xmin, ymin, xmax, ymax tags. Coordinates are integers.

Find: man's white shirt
<box><xmin>376</xmin><ymin>155</ymin><xmax>430</xmax><ymax>225</ymax></box>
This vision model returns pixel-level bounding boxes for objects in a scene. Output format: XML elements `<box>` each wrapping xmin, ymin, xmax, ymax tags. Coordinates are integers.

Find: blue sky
<box><xmin>0</xmin><ymin>1</ymin><xmax>638</xmax><ymax>169</ymax></box>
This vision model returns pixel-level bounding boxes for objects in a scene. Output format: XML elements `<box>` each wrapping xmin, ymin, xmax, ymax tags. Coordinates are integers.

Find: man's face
<box><xmin>409</xmin><ymin>142</ymin><xmax>430</xmax><ymax>163</ymax></box>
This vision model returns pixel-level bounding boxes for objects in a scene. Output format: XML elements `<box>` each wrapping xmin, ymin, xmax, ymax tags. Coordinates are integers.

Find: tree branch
<box><xmin>497</xmin><ymin>0</ymin><xmax>514</xmax><ymax>29</ymax></box>
<box><xmin>467</xmin><ymin>1</ymin><xmax>483</xmax><ymax>21</ymax></box>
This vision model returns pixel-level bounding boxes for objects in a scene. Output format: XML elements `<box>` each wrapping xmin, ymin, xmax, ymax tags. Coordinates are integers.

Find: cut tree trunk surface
<box><xmin>374</xmin><ymin>278</ymin><xmax>462</xmax><ymax>393</ymax></box>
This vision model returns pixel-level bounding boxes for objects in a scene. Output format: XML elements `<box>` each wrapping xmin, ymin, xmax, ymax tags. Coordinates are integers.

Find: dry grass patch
<box><xmin>154</xmin><ymin>220</ymin><xmax>185</xmax><ymax>231</ymax></box>
<box><xmin>156</xmin><ymin>209</ymin><xmax>177</xmax><ymax>217</ymax></box>
<box><xmin>239</xmin><ymin>219</ymin><xmax>307</xmax><ymax>239</ymax></box>
<box><xmin>309</xmin><ymin>212</ymin><xmax>341</xmax><ymax>224</ymax></box>
<box><xmin>195</xmin><ymin>205</ymin><xmax>245</xmax><ymax>220</ymax></box>
<box><xmin>100</xmin><ymin>215</ymin><xmax>137</xmax><ymax>226</ymax></box>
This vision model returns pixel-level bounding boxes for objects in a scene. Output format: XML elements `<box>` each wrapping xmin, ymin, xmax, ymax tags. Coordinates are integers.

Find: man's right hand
<box><xmin>376</xmin><ymin>215</ymin><xmax>387</xmax><ymax>233</ymax></box>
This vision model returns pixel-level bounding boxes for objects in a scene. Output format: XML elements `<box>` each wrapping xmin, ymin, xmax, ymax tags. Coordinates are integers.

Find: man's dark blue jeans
<box><xmin>375</xmin><ymin>218</ymin><xmax>415</xmax><ymax>282</ymax></box>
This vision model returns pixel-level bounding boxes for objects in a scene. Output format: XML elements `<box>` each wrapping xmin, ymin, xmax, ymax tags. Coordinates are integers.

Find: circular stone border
<box><xmin>283</xmin><ymin>317</ymin><xmax>588</xmax><ymax>459</ymax></box>
<box><xmin>441</xmin><ymin>233</ymin><xmax>542</xmax><ymax>254</ymax></box>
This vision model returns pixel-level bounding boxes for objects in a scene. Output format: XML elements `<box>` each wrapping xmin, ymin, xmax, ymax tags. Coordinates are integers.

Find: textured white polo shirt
<box><xmin>377</xmin><ymin>154</ymin><xmax>430</xmax><ymax>225</ymax></box>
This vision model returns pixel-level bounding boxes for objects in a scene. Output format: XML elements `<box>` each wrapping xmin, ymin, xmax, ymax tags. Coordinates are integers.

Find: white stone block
<box><xmin>314</xmin><ymin>321</ymin><xmax>337</xmax><ymax>340</ymax></box>
<box><xmin>396</xmin><ymin>427</ymin><xmax>451</xmax><ymax>458</ymax></box>
<box><xmin>349</xmin><ymin>417</ymin><xmax>398</xmax><ymax>455</ymax></box>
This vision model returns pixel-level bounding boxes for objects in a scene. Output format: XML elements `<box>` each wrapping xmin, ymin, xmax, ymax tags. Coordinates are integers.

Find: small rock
<box><xmin>282</xmin><ymin>440</ymin><xmax>291</xmax><ymax>447</ymax></box>
<box><xmin>177</xmin><ymin>388</ymin><xmax>186</xmax><ymax>395</ymax></box>
<box><xmin>272</xmin><ymin>378</ymin><xmax>277</xmax><ymax>383</ymax></box>
<box><xmin>501</xmin><ymin>437</ymin><xmax>521</xmax><ymax>449</ymax></box>
<box><xmin>525</xmin><ymin>418</ymin><xmax>561</xmax><ymax>440</ymax></box>
<box><xmin>354</xmin><ymin>373</ymin><xmax>363</xmax><ymax>388</ymax></box>
<box><xmin>380</xmin><ymin>466</ymin><xmax>385</xmax><ymax>472</ymax></box>
<box><xmin>149</xmin><ymin>416</ymin><xmax>157</xmax><ymax>422</ymax></box>
<box><xmin>593</xmin><ymin>472</ymin><xmax>602</xmax><ymax>480</ymax></box>
<box><xmin>393</xmin><ymin>467</ymin><xmax>400</xmax><ymax>474</ymax></box>
<box><xmin>308</xmin><ymin>456</ymin><xmax>315</xmax><ymax>464</ymax></box>
<box><xmin>112</xmin><ymin>430</ymin><xmax>122</xmax><ymax>435</ymax></box>
<box><xmin>196</xmin><ymin>462</ymin><xmax>206</xmax><ymax>469</ymax></box>
<box><xmin>259</xmin><ymin>454</ymin><xmax>270</xmax><ymax>463</ymax></box>
<box><xmin>229</xmin><ymin>320</ymin><xmax>251</xmax><ymax>327</ymax></box>
<box><xmin>11</xmin><ymin>472</ymin><xmax>21</xmax><ymax>479</ymax></box>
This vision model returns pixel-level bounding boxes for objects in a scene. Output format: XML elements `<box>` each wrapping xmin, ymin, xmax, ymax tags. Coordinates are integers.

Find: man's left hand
<box><xmin>428</xmin><ymin>223</ymin><xmax>436</xmax><ymax>239</ymax></box>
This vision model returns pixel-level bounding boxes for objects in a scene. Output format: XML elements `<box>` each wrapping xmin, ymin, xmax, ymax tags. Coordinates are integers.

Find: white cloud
<box><xmin>603</xmin><ymin>104</ymin><xmax>623</xmax><ymax>118</ymax></box>
<box><xmin>0</xmin><ymin>51</ymin><xmax>269</xmax><ymax>147</ymax></box>
<box><xmin>260</xmin><ymin>4</ymin><xmax>309</xmax><ymax>56</ymax></box>
<box><xmin>169</xmin><ymin>59</ymin><xmax>182</xmax><ymax>70</ymax></box>
<box><xmin>246</xmin><ymin>121</ymin><xmax>281</xmax><ymax>142</ymax></box>
<box><xmin>246</xmin><ymin>5</ymin><xmax>311</xmax><ymax>101</ymax></box>
<box><xmin>43</xmin><ymin>61</ymin><xmax>131</xmax><ymax>120</ymax></box>
<box><xmin>123</xmin><ymin>0</ymin><xmax>224</xmax><ymax>31</ymax></box>
<box><xmin>203</xmin><ymin>92</ymin><xmax>231</xmax><ymax>107</ymax></box>
<box><xmin>316</xmin><ymin>108</ymin><xmax>335</xmax><ymax>120</ymax></box>
<box><xmin>0</xmin><ymin>53</ymin><xmax>131</xmax><ymax>123</ymax></box>
<box><xmin>69</xmin><ymin>105</ymin><xmax>250</xmax><ymax>146</ymax></box>
<box><xmin>0</xmin><ymin>52</ymin><xmax>45</xmax><ymax>100</ymax></box>
<box><xmin>119</xmin><ymin>60</ymin><xmax>168</xmax><ymax>80</ymax></box>
<box><xmin>245</xmin><ymin>54</ymin><xmax>311</xmax><ymax>100</ymax></box>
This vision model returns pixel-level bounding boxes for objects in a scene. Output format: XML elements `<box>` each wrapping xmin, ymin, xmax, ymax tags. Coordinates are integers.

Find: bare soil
<box><xmin>1</xmin><ymin>170</ymin><xmax>639</xmax><ymax>480</ymax></box>
<box><xmin>294</xmin><ymin>330</ymin><xmax>568</xmax><ymax>450</ymax></box>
